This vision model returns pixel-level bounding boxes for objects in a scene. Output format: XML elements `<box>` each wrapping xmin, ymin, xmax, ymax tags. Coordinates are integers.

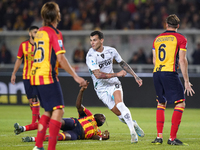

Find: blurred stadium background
<box><xmin>0</xmin><ymin>0</ymin><xmax>200</xmax><ymax>108</ymax></box>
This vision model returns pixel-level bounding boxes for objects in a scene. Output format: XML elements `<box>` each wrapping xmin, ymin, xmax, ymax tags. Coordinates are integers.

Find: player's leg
<box><xmin>61</xmin><ymin>118</ymin><xmax>76</xmax><ymax>131</ymax></box>
<box><xmin>31</xmin><ymin>96</ymin><xmax>40</xmax><ymax>123</ymax></box>
<box><xmin>152</xmin><ymin>72</ymin><xmax>166</xmax><ymax>144</ymax></box>
<box><xmin>164</xmin><ymin>72</ymin><xmax>187</xmax><ymax>145</ymax></box>
<box><xmin>23</xmin><ymin>131</ymin><xmax>74</xmax><ymax>142</ymax></box>
<box><xmin>35</xmin><ymin>112</ymin><xmax>51</xmax><ymax>149</ymax></box>
<box><xmin>151</xmin><ymin>102</ymin><xmax>166</xmax><ymax>144</ymax></box>
<box><xmin>14</xmin><ymin>122</ymin><xmax>38</xmax><ymax>135</ymax></box>
<box><xmin>33</xmin><ymin>85</ymin><xmax>51</xmax><ymax>149</ymax></box>
<box><xmin>168</xmin><ymin>101</ymin><xmax>186</xmax><ymax>145</ymax></box>
<box><xmin>43</xmin><ymin>131</ymin><xmax>72</xmax><ymax>141</ymax></box>
<box><xmin>48</xmin><ymin>108</ymin><xmax>64</xmax><ymax>150</ymax></box>
<box><xmin>23</xmin><ymin>80</ymin><xmax>40</xmax><ymax>123</ymax></box>
<box><xmin>45</xmin><ymin>81</ymin><xmax>65</xmax><ymax>150</ymax></box>
<box><xmin>112</xmin><ymin>90</ymin><xmax>138</xmax><ymax>143</ymax></box>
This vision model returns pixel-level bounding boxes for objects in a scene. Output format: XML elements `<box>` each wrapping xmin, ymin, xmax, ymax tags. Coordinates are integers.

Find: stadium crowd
<box><xmin>0</xmin><ymin>0</ymin><xmax>200</xmax><ymax>31</ymax></box>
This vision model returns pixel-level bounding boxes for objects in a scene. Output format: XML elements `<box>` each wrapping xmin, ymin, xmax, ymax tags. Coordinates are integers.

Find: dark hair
<box><xmin>29</xmin><ymin>26</ymin><xmax>39</xmax><ymax>31</ymax></box>
<box><xmin>41</xmin><ymin>2</ymin><xmax>60</xmax><ymax>26</ymax></box>
<box><xmin>166</xmin><ymin>14</ymin><xmax>180</xmax><ymax>28</ymax></box>
<box><xmin>90</xmin><ymin>31</ymin><xmax>104</xmax><ymax>39</ymax></box>
<box><xmin>94</xmin><ymin>114</ymin><xmax>106</xmax><ymax>127</ymax></box>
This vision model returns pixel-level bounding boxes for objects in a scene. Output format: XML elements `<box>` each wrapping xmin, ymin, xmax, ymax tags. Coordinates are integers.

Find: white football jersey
<box><xmin>86</xmin><ymin>46</ymin><xmax>123</xmax><ymax>90</ymax></box>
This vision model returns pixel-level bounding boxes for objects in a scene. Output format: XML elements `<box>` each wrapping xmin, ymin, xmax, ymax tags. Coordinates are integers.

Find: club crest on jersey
<box><xmin>101</xmin><ymin>54</ymin><xmax>105</xmax><ymax>59</ymax></box>
<box><xmin>58</xmin><ymin>40</ymin><xmax>63</xmax><ymax>47</ymax></box>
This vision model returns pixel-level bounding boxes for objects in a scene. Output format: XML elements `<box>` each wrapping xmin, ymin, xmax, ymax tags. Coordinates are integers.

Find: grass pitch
<box><xmin>0</xmin><ymin>106</ymin><xmax>199</xmax><ymax>150</ymax></box>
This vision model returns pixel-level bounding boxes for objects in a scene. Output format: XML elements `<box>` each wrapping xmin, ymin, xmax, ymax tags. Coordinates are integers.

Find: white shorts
<box><xmin>96</xmin><ymin>84</ymin><xmax>123</xmax><ymax>109</ymax></box>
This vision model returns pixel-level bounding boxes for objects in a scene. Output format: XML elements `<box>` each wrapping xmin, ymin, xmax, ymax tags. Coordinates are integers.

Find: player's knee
<box><xmin>38</xmin><ymin>124</ymin><xmax>43</xmax><ymax>131</ymax></box>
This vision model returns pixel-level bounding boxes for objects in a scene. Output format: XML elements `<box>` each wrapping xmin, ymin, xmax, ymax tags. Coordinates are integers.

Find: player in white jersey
<box><xmin>86</xmin><ymin>30</ymin><xmax>145</xmax><ymax>143</ymax></box>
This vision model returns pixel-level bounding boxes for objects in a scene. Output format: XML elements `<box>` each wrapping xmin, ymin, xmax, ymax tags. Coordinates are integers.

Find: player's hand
<box><xmin>102</xmin><ymin>130</ymin><xmax>109</xmax><ymax>140</ymax></box>
<box><xmin>11</xmin><ymin>74</ymin><xmax>16</xmax><ymax>85</ymax></box>
<box><xmin>117</xmin><ymin>70</ymin><xmax>127</xmax><ymax>77</ymax></box>
<box><xmin>184</xmin><ymin>81</ymin><xmax>195</xmax><ymax>96</ymax></box>
<box><xmin>80</xmin><ymin>81</ymin><xmax>89</xmax><ymax>92</ymax></box>
<box><xmin>135</xmin><ymin>76</ymin><xmax>142</xmax><ymax>87</ymax></box>
<box><xmin>74</xmin><ymin>76</ymin><xmax>87</xmax><ymax>87</ymax></box>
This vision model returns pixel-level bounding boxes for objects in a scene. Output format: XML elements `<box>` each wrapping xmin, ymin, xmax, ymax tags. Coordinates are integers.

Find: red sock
<box><xmin>32</xmin><ymin>102</ymin><xmax>40</xmax><ymax>123</ymax></box>
<box><xmin>48</xmin><ymin>119</ymin><xmax>62</xmax><ymax>150</ymax></box>
<box><xmin>25</xmin><ymin>122</ymin><xmax>38</xmax><ymax>131</ymax></box>
<box><xmin>170</xmin><ymin>106</ymin><xmax>184</xmax><ymax>141</ymax></box>
<box><xmin>57</xmin><ymin>133</ymin><xmax>66</xmax><ymax>141</ymax></box>
<box><xmin>35</xmin><ymin>115</ymin><xmax>50</xmax><ymax>148</ymax></box>
<box><xmin>156</xmin><ymin>105</ymin><xmax>165</xmax><ymax>138</ymax></box>
<box><xmin>35</xmin><ymin>133</ymin><xmax>65</xmax><ymax>142</ymax></box>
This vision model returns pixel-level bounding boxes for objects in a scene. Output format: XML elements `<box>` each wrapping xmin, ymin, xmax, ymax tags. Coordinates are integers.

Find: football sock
<box><xmin>35</xmin><ymin>115</ymin><xmax>50</xmax><ymax>148</ymax></box>
<box><xmin>48</xmin><ymin>119</ymin><xmax>62</xmax><ymax>150</ymax></box>
<box><xmin>118</xmin><ymin>115</ymin><xmax>126</xmax><ymax>124</ymax></box>
<box><xmin>156</xmin><ymin>105</ymin><xmax>165</xmax><ymax>138</ymax></box>
<box><xmin>58</xmin><ymin>133</ymin><xmax>66</xmax><ymax>141</ymax></box>
<box><xmin>170</xmin><ymin>106</ymin><xmax>184</xmax><ymax>141</ymax></box>
<box><xmin>116</xmin><ymin>102</ymin><xmax>135</xmax><ymax>134</ymax></box>
<box><xmin>24</xmin><ymin>122</ymin><xmax>38</xmax><ymax>131</ymax></box>
<box><xmin>36</xmin><ymin>132</ymin><xmax>66</xmax><ymax>142</ymax></box>
<box><xmin>32</xmin><ymin>101</ymin><xmax>40</xmax><ymax>123</ymax></box>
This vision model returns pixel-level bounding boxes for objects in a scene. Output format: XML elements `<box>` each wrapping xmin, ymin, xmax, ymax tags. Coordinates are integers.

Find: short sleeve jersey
<box><xmin>78</xmin><ymin>107</ymin><xmax>102</xmax><ymax>139</ymax></box>
<box><xmin>30</xmin><ymin>25</ymin><xmax>65</xmax><ymax>85</ymax></box>
<box><xmin>152</xmin><ymin>31</ymin><xmax>187</xmax><ymax>72</ymax></box>
<box><xmin>17</xmin><ymin>40</ymin><xmax>34</xmax><ymax>79</ymax></box>
<box><xmin>86</xmin><ymin>46</ymin><xmax>122</xmax><ymax>90</ymax></box>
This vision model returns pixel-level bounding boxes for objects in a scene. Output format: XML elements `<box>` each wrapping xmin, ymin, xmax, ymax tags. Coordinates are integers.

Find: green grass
<box><xmin>0</xmin><ymin>106</ymin><xmax>200</xmax><ymax>150</ymax></box>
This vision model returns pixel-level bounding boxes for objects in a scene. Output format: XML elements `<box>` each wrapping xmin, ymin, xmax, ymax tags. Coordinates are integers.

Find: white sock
<box><xmin>23</xmin><ymin>126</ymin><xmax>26</xmax><ymax>131</ymax></box>
<box><xmin>116</xmin><ymin>102</ymin><xmax>135</xmax><ymax>134</ymax></box>
<box><xmin>118</xmin><ymin>115</ymin><xmax>126</xmax><ymax>124</ymax></box>
<box><xmin>32</xmin><ymin>137</ymin><xmax>35</xmax><ymax>142</ymax></box>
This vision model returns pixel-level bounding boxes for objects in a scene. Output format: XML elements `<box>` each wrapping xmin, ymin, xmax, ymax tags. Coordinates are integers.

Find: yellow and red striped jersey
<box><xmin>30</xmin><ymin>25</ymin><xmax>65</xmax><ymax>85</ymax></box>
<box><xmin>152</xmin><ymin>31</ymin><xmax>187</xmax><ymax>72</ymax></box>
<box><xmin>17</xmin><ymin>40</ymin><xmax>34</xmax><ymax>79</ymax></box>
<box><xmin>78</xmin><ymin>108</ymin><xmax>102</xmax><ymax>139</ymax></box>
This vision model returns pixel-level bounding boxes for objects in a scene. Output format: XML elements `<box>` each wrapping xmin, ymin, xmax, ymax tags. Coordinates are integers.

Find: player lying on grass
<box><xmin>14</xmin><ymin>82</ymin><xmax>109</xmax><ymax>141</ymax></box>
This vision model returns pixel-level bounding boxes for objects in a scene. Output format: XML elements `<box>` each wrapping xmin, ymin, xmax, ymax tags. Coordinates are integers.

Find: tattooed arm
<box><xmin>92</xmin><ymin>69</ymin><xmax>126</xmax><ymax>79</ymax></box>
<box><xmin>119</xmin><ymin>60</ymin><xmax>143</xmax><ymax>87</ymax></box>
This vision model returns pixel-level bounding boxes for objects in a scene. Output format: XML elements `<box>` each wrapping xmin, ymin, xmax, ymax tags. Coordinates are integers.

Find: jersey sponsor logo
<box><xmin>101</xmin><ymin>54</ymin><xmax>104</xmax><ymax>59</ymax></box>
<box><xmin>31</xmin><ymin>67</ymin><xmax>40</xmax><ymax>75</ymax></box>
<box><xmin>26</xmin><ymin>52</ymin><xmax>34</xmax><ymax>61</ymax></box>
<box><xmin>156</xmin><ymin>65</ymin><xmax>165</xmax><ymax>71</ymax></box>
<box><xmin>99</xmin><ymin>58</ymin><xmax>112</xmax><ymax>69</ymax></box>
<box><xmin>58</xmin><ymin>40</ymin><xmax>63</xmax><ymax>47</ymax></box>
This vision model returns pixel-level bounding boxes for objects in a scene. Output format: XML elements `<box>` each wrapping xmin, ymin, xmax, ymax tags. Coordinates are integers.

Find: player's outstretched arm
<box><xmin>76</xmin><ymin>81</ymin><xmax>89</xmax><ymax>112</ymax></box>
<box><xmin>11</xmin><ymin>58</ymin><xmax>23</xmax><ymax>85</ymax></box>
<box><xmin>179</xmin><ymin>51</ymin><xmax>195</xmax><ymax>96</ymax></box>
<box><xmin>119</xmin><ymin>60</ymin><xmax>142</xmax><ymax>87</ymax></box>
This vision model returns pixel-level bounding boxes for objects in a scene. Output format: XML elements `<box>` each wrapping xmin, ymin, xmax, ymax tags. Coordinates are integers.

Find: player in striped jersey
<box><xmin>21</xmin><ymin>82</ymin><xmax>109</xmax><ymax>142</ymax></box>
<box><xmin>31</xmin><ymin>2</ymin><xmax>86</xmax><ymax>150</ymax></box>
<box><xmin>11</xmin><ymin>26</ymin><xmax>40</xmax><ymax>124</ymax></box>
<box><xmin>151</xmin><ymin>14</ymin><xmax>195</xmax><ymax>146</ymax></box>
